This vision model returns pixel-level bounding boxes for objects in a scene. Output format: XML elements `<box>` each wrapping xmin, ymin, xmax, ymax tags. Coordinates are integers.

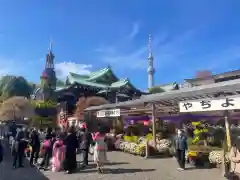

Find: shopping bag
<box><xmin>89</xmin><ymin>145</ymin><xmax>94</xmax><ymax>155</ymax></box>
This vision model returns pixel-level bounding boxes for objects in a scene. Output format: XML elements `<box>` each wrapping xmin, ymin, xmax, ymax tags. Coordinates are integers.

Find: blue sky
<box><xmin>0</xmin><ymin>0</ymin><xmax>240</xmax><ymax>90</ymax></box>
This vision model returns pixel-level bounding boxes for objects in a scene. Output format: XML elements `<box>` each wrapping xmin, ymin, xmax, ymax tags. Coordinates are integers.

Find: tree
<box><xmin>32</xmin><ymin>100</ymin><xmax>57</xmax><ymax>117</ymax></box>
<box><xmin>2</xmin><ymin>76</ymin><xmax>33</xmax><ymax>99</ymax></box>
<box><xmin>148</xmin><ymin>86</ymin><xmax>165</xmax><ymax>94</ymax></box>
<box><xmin>0</xmin><ymin>96</ymin><xmax>35</xmax><ymax>121</ymax></box>
<box><xmin>0</xmin><ymin>75</ymin><xmax>16</xmax><ymax>95</ymax></box>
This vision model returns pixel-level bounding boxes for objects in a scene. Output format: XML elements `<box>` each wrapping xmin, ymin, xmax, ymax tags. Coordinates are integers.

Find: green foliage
<box><xmin>0</xmin><ymin>75</ymin><xmax>36</xmax><ymax>100</ymax></box>
<box><xmin>1</xmin><ymin>76</ymin><xmax>33</xmax><ymax>99</ymax></box>
<box><xmin>32</xmin><ymin>100</ymin><xmax>57</xmax><ymax>108</ymax></box>
<box><xmin>0</xmin><ymin>75</ymin><xmax>16</xmax><ymax>95</ymax></box>
<box><xmin>148</xmin><ymin>86</ymin><xmax>165</xmax><ymax>94</ymax></box>
<box><xmin>0</xmin><ymin>75</ymin><xmax>41</xmax><ymax>100</ymax></box>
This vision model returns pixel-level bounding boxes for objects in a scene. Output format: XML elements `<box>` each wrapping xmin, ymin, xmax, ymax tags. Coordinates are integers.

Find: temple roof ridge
<box><xmin>88</xmin><ymin>67</ymin><xmax>110</xmax><ymax>80</ymax></box>
<box><xmin>68</xmin><ymin>72</ymin><xmax>89</xmax><ymax>79</ymax></box>
<box><xmin>54</xmin><ymin>67</ymin><xmax>144</xmax><ymax>94</ymax></box>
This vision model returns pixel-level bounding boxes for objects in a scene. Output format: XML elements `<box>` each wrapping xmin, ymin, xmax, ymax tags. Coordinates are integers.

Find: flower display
<box><xmin>114</xmin><ymin>136</ymin><xmax>172</xmax><ymax>156</ymax></box>
<box><xmin>208</xmin><ymin>150</ymin><xmax>229</xmax><ymax>164</ymax></box>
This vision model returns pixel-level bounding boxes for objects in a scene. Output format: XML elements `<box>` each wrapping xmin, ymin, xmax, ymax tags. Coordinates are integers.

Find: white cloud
<box><xmin>0</xmin><ymin>57</ymin><xmax>23</xmax><ymax>76</ymax></box>
<box><xmin>55</xmin><ymin>62</ymin><xmax>92</xmax><ymax>79</ymax></box>
<box><xmin>0</xmin><ymin>69</ymin><xmax>10</xmax><ymax>76</ymax></box>
<box><xmin>128</xmin><ymin>22</ymin><xmax>140</xmax><ymax>40</ymax></box>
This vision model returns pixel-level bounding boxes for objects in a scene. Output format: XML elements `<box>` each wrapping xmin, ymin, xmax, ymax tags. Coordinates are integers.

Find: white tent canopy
<box><xmin>85</xmin><ymin>78</ymin><xmax>240</xmax><ymax>112</ymax></box>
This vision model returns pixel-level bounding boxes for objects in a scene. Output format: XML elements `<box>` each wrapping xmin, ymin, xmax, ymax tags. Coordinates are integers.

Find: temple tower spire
<box><xmin>42</xmin><ymin>40</ymin><xmax>56</xmax><ymax>90</ymax></box>
<box><xmin>147</xmin><ymin>34</ymin><xmax>155</xmax><ymax>89</ymax></box>
<box><xmin>45</xmin><ymin>40</ymin><xmax>55</xmax><ymax>69</ymax></box>
<box><xmin>49</xmin><ymin>40</ymin><xmax>52</xmax><ymax>52</ymax></box>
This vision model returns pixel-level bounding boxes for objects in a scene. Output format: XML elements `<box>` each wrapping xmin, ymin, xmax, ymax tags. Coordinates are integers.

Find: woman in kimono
<box><xmin>228</xmin><ymin>137</ymin><xmax>240</xmax><ymax>179</ymax></box>
<box><xmin>64</xmin><ymin>126</ymin><xmax>78</xmax><ymax>174</ymax></box>
<box><xmin>92</xmin><ymin>126</ymin><xmax>107</xmax><ymax>173</ymax></box>
<box><xmin>52</xmin><ymin>134</ymin><xmax>65</xmax><ymax>172</ymax></box>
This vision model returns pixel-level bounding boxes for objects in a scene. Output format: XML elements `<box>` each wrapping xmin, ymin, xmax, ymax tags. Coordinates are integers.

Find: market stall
<box><xmin>95</xmin><ymin>108</ymin><xmax>122</xmax><ymax>150</ymax></box>
<box><xmin>115</xmin><ymin>116</ymin><xmax>153</xmax><ymax>156</ymax></box>
<box><xmin>85</xmin><ymin>79</ymin><xmax>240</xmax><ymax>163</ymax></box>
<box><xmin>179</xmin><ymin>95</ymin><xmax>240</xmax><ymax>172</ymax></box>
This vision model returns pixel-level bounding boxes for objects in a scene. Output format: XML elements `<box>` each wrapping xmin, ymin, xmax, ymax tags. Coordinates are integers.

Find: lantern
<box><xmin>143</xmin><ymin>120</ymin><xmax>149</xmax><ymax>126</ymax></box>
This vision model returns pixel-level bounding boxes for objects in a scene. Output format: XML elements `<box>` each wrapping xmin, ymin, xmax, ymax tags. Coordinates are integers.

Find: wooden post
<box><xmin>220</xmin><ymin>150</ymin><xmax>227</xmax><ymax>177</ymax></box>
<box><xmin>115</xmin><ymin>94</ymin><xmax>118</xmax><ymax>132</ymax></box>
<box><xmin>222</xmin><ymin>110</ymin><xmax>231</xmax><ymax>177</ymax></box>
<box><xmin>224</xmin><ymin>111</ymin><xmax>231</xmax><ymax>151</ymax></box>
<box><xmin>145</xmin><ymin>139</ymin><xmax>149</xmax><ymax>158</ymax></box>
<box><xmin>152</xmin><ymin>103</ymin><xmax>156</xmax><ymax>147</ymax></box>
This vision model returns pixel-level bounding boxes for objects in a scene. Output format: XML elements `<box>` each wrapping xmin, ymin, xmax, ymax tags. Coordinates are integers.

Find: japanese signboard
<box><xmin>179</xmin><ymin>96</ymin><xmax>240</xmax><ymax>112</ymax></box>
<box><xmin>97</xmin><ymin>109</ymin><xmax>121</xmax><ymax>117</ymax></box>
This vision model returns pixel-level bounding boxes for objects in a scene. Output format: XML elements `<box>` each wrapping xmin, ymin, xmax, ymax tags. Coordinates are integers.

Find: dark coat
<box><xmin>64</xmin><ymin>133</ymin><xmax>78</xmax><ymax>171</ymax></box>
<box><xmin>174</xmin><ymin>135</ymin><xmax>188</xmax><ymax>151</ymax></box>
<box><xmin>64</xmin><ymin>133</ymin><xmax>78</xmax><ymax>152</ymax></box>
<box><xmin>0</xmin><ymin>141</ymin><xmax>3</xmax><ymax>163</ymax></box>
<box><xmin>15</xmin><ymin>130</ymin><xmax>24</xmax><ymax>141</ymax></box>
<box><xmin>79</xmin><ymin>131</ymin><xmax>92</xmax><ymax>150</ymax></box>
<box><xmin>30</xmin><ymin>131</ymin><xmax>40</xmax><ymax>147</ymax></box>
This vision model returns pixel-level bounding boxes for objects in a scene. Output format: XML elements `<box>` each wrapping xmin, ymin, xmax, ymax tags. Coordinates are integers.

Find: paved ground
<box><xmin>1</xmin><ymin>142</ymin><xmax>226</xmax><ymax>180</ymax></box>
<box><xmin>1</xmin><ymin>140</ymin><xmax>48</xmax><ymax>180</ymax></box>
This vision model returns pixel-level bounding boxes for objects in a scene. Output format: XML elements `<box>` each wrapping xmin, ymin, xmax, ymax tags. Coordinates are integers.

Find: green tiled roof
<box><xmin>110</xmin><ymin>78</ymin><xmax>129</xmax><ymax>88</ymax></box>
<box><xmin>87</xmin><ymin>67</ymin><xmax>110</xmax><ymax>81</ymax></box>
<box><xmin>66</xmin><ymin>67</ymin><xmax>112</xmax><ymax>82</ymax></box>
<box><xmin>55</xmin><ymin>85</ymin><xmax>71</xmax><ymax>92</ymax></box>
<box><xmin>56</xmin><ymin>67</ymin><xmax>141</xmax><ymax>93</ymax></box>
<box><xmin>96</xmin><ymin>89</ymin><xmax>110</xmax><ymax>94</ymax></box>
<box><xmin>68</xmin><ymin>72</ymin><xmax>89</xmax><ymax>80</ymax></box>
<box><xmin>67</xmin><ymin>74</ymin><xmax>108</xmax><ymax>88</ymax></box>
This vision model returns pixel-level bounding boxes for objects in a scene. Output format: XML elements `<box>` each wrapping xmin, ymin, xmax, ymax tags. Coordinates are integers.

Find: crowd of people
<box><xmin>4</xmin><ymin>123</ymin><xmax>107</xmax><ymax>174</ymax></box>
<box><xmin>1</xmin><ymin>122</ymin><xmax>240</xmax><ymax>179</ymax></box>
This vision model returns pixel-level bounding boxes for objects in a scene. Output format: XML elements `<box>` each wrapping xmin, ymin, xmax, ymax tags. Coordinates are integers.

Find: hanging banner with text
<box><xmin>179</xmin><ymin>96</ymin><xmax>240</xmax><ymax>112</ymax></box>
<box><xmin>97</xmin><ymin>109</ymin><xmax>121</xmax><ymax>118</ymax></box>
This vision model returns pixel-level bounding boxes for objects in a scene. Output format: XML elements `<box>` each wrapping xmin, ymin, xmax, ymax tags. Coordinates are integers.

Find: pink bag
<box><xmin>43</xmin><ymin>140</ymin><xmax>50</xmax><ymax>148</ymax></box>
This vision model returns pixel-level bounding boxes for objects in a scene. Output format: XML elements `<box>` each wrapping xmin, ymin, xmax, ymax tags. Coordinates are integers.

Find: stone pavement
<box><xmin>1</xmin><ymin>147</ymin><xmax>226</xmax><ymax>180</ymax></box>
<box><xmin>42</xmin><ymin>151</ymin><xmax>226</xmax><ymax>180</ymax></box>
<box><xmin>1</xmin><ymin>140</ymin><xmax>48</xmax><ymax>180</ymax></box>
